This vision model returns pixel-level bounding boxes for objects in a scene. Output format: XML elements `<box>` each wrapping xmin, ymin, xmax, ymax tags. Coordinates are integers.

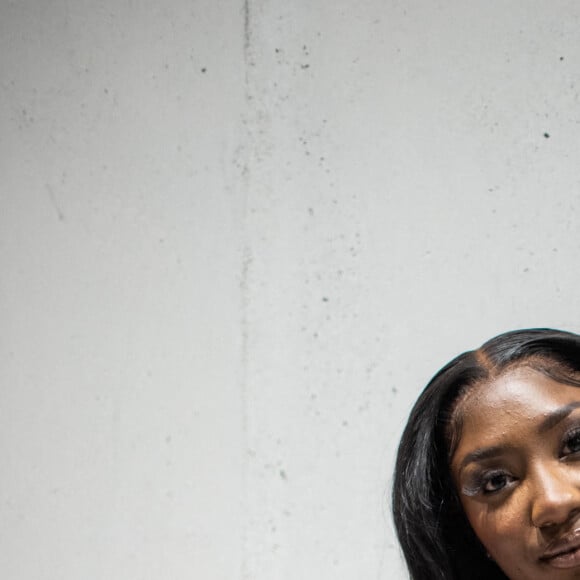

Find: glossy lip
<box><xmin>540</xmin><ymin>528</ymin><xmax>580</xmax><ymax>567</ymax></box>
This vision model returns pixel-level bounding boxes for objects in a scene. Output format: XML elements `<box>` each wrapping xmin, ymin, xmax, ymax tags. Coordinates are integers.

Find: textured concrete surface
<box><xmin>2</xmin><ymin>1</ymin><xmax>580</xmax><ymax>579</ymax></box>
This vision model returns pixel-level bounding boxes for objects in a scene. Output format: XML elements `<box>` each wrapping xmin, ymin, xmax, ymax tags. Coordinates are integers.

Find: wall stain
<box><xmin>45</xmin><ymin>184</ymin><xmax>65</xmax><ymax>222</ymax></box>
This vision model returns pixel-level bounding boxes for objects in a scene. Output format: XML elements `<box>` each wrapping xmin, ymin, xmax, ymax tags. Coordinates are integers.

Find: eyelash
<box><xmin>467</xmin><ymin>470</ymin><xmax>515</xmax><ymax>496</ymax></box>
<box><xmin>561</xmin><ymin>427</ymin><xmax>580</xmax><ymax>456</ymax></box>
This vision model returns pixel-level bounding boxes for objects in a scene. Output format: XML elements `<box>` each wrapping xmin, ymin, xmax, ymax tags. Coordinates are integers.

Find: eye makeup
<box><xmin>560</xmin><ymin>425</ymin><xmax>580</xmax><ymax>457</ymax></box>
<box><xmin>461</xmin><ymin>467</ymin><xmax>515</xmax><ymax>497</ymax></box>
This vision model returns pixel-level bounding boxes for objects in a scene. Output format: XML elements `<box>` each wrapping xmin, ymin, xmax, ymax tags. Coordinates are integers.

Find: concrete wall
<box><xmin>2</xmin><ymin>1</ymin><xmax>580</xmax><ymax>578</ymax></box>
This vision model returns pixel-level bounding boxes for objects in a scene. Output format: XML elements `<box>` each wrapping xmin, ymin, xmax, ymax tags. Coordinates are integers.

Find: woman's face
<box><xmin>451</xmin><ymin>365</ymin><xmax>580</xmax><ymax>579</ymax></box>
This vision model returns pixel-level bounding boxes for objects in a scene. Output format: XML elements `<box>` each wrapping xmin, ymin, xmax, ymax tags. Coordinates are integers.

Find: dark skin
<box><xmin>451</xmin><ymin>367</ymin><xmax>580</xmax><ymax>579</ymax></box>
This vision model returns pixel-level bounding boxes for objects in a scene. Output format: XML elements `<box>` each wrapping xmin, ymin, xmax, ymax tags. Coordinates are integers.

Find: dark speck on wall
<box><xmin>201</xmin><ymin>67</ymin><xmax>207</xmax><ymax>73</ymax></box>
<box><xmin>543</xmin><ymin>132</ymin><xmax>550</xmax><ymax>138</ymax></box>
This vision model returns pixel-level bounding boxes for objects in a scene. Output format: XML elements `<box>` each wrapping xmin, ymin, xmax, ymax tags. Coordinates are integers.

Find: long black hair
<box><xmin>392</xmin><ymin>328</ymin><xmax>580</xmax><ymax>580</ymax></box>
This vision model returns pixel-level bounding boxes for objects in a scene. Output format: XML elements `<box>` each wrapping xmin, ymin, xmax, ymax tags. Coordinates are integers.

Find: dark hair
<box><xmin>392</xmin><ymin>328</ymin><xmax>580</xmax><ymax>580</ymax></box>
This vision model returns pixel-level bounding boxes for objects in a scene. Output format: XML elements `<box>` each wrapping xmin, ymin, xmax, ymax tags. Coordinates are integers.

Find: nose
<box><xmin>530</xmin><ymin>463</ymin><xmax>580</xmax><ymax>528</ymax></box>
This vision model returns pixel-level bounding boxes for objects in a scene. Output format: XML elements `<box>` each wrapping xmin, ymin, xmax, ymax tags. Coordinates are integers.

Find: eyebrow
<box><xmin>537</xmin><ymin>401</ymin><xmax>580</xmax><ymax>433</ymax></box>
<box><xmin>458</xmin><ymin>402</ymin><xmax>580</xmax><ymax>472</ymax></box>
<box><xmin>459</xmin><ymin>446</ymin><xmax>506</xmax><ymax>471</ymax></box>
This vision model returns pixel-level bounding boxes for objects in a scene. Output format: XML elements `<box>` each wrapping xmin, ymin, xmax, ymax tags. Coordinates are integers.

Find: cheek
<box><xmin>462</xmin><ymin>498</ymin><xmax>526</xmax><ymax>558</ymax></box>
<box><xmin>467</xmin><ymin>506</ymin><xmax>535</xmax><ymax>580</ymax></box>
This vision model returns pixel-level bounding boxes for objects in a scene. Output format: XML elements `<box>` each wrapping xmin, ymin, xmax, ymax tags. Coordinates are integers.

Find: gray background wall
<box><xmin>2</xmin><ymin>1</ymin><xmax>580</xmax><ymax>579</ymax></box>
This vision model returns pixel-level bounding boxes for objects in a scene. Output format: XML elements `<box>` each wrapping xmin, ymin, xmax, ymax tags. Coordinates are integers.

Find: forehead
<box><xmin>453</xmin><ymin>367</ymin><xmax>580</xmax><ymax>452</ymax></box>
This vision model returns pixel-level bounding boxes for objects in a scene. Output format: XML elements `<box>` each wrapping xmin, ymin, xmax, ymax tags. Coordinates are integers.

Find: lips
<box><xmin>540</xmin><ymin>528</ymin><xmax>580</xmax><ymax>569</ymax></box>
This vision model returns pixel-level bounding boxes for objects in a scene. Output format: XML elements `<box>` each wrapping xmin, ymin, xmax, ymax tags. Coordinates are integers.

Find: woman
<box><xmin>392</xmin><ymin>328</ymin><xmax>580</xmax><ymax>579</ymax></box>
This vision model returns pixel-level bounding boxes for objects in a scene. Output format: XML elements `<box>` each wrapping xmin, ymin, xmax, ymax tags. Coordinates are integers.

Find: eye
<box><xmin>480</xmin><ymin>470</ymin><xmax>514</xmax><ymax>494</ymax></box>
<box><xmin>463</xmin><ymin>469</ymin><xmax>517</xmax><ymax>497</ymax></box>
<box><xmin>562</xmin><ymin>428</ymin><xmax>580</xmax><ymax>456</ymax></box>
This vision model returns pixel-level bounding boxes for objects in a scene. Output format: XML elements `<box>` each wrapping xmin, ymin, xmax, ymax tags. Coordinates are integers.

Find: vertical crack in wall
<box><xmin>240</xmin><ymin>244</ymin><xmax>251</xmax><ymax>580</ymax></box>
<box><xmin>239</xmin><ymin>1</ymin><xmax>273</xmax><ymax>575</ymax></box>
<box><xmin>240</xmin><ymin>0</ymin><xmax>253</xmax><ymax>578</ymax></box>
<box><xmin>243</xmin><ymin>0</ymin><xmax>251</xmax><ymax>73</ymax></box>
